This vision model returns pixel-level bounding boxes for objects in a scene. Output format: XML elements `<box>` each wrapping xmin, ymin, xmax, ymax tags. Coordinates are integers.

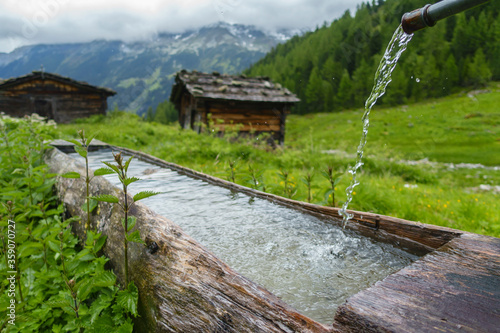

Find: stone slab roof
<box><xmin>171</xmin><ymin>70</ymin><xmax>300</xmax><ymax>103</ymax></box>
<box><xmin>0</xmin><ymin>71</ymin><xmax>116</xmax><ymax>95</ymax></box>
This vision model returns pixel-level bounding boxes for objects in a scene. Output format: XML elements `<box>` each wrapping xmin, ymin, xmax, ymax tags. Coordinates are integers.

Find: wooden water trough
<box><xmin>46</xmin><ymin>140</ymin><xmax>500</xmax><ymax>332</ymax></box>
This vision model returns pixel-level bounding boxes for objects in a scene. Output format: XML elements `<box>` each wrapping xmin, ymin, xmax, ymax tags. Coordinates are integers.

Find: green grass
<box><xmin>56</xmin><ymin>86</ymin><xmax>500</xmax><ymax>238</ymax></box>
<box><xmin>287</xmin><ymin>83</ymin><xmax>500</xmax><ymax>166</ymax></box>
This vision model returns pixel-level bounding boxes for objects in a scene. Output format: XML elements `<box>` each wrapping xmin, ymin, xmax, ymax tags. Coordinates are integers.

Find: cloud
<box><xmin>0</xmin><ymin>0</ymin><xmax>364</xmax><ymax>53</ymax></box>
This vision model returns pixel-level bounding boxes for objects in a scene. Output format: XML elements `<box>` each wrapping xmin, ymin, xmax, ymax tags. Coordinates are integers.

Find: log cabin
<box><xmin>170</xmin><ymin>70</ymin><xmax>300</xmax><ymax>145</ymax></box>
<box><xmin>0</xmin><ymin>71</ymin><xmax>116</xmax><ymax>123</ymax></box>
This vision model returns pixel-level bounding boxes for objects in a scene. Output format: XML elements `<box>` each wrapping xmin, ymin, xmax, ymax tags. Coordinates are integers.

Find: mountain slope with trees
<box><xmin>245</xmin><ymin>0</ymin><xmax>500</xmax><ymax>114</ymax></box>
<box><xmin>0</xmin><ymin>23</ymin><xmax>293</xmax><ymax>115</ymax></box>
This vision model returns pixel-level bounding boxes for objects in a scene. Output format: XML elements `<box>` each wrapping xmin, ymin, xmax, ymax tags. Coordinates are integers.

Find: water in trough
<box><xmin>74</xmin><ymin>149</ymin><xmax>418</xmax><ymax>324</ymax></box>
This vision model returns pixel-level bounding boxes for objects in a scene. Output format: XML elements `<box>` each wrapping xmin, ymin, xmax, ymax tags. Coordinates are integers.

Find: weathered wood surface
<box><xmin>172</xmin><ymin>71</ymin><xmax>295</xmax><ymax>145</ymax></box>
<box><xmin>333</xmin><ymin>233</ymin><xmax>500</xmax><ymax>332</ymax></box>
<box><xmin>0</xmin><ymin>71</ymin><xmax>114</xmax><ymax>123</ymax></box>
<box><xmin>45</xmin><ymin>147</ymin><xmax>334</xmax><ymax>333</ymax></box>
<box><xmin>114</xmin><ymin>145</ymin><xmax>463</xmax><ymax>256</ymax></box>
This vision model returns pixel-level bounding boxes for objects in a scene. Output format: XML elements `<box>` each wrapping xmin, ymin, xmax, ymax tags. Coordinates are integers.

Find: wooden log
<box><xmin>333</xmin><ymin>233</ymin><xmax>500</xmax><ymax>332</ymax></box>
<box><xmin>45</xmin><ymin>148</ymin><xmax>334</xmax><ymax>333</ymax></box>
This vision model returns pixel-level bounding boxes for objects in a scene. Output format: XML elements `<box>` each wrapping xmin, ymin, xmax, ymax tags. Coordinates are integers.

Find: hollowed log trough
<box><xmin>46</xmin><ymin>143</ymin><xmax>500</xmax><ymax>332</ymax></box>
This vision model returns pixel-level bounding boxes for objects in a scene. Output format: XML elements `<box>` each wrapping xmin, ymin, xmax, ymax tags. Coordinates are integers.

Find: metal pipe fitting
<box><xmin>401</xmin><ymin>0</ymin><xmax>490</xmax><ymax>35</ymax></box>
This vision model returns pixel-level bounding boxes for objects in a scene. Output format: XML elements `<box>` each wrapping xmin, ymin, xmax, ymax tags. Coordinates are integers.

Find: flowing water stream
<box><xmin>339</xmin><ymin>26</ymin><xmax>413</xmax><ymax>227</ymax></box>
<box><xmin>74</xmin><ymin>149</ymin><xmax>418</xmax><ymax>324</ymax></box>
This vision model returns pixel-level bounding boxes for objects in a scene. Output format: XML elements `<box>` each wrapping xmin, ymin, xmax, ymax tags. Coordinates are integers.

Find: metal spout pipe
<box><xmin>401</xmin><ymin>0</ymin><xmax>490</xmax><ymax>35</ymax></box>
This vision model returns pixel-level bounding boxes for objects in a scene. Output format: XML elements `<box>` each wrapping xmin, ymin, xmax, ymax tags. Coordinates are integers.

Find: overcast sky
<box><xmin>0</xmin><ymin>0</ymin><xmax>367</xmax><ymax>53</ymax></box>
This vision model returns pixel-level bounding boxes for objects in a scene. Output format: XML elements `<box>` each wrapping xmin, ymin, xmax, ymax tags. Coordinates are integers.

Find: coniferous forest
<box><xmin>245</xmin><ymin>0</ymin><xmax>500</xmax><ymax>114</ymax></box>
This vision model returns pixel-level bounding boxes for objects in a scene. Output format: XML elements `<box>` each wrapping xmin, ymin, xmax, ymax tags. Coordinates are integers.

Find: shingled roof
<box><xmin>0</xmin><ymin>71</ymin><xmax>116</xmax><ymax>95</ymax></box>
<box><xmin>170</xmin><ymin>70</ymin><xmax>300</xmax><ymax>103</ymax></box>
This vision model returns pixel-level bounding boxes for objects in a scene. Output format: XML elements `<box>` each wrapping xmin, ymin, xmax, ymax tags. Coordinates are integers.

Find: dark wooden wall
<box><xmin>179</xmin><ymin>93</ymin><xmax>289</xmax><ymax>144</ymax></box>
<box><xmin>0</xmin><ymin>79</ymin><xmax>109</xmax><ymax>123</ymax></box>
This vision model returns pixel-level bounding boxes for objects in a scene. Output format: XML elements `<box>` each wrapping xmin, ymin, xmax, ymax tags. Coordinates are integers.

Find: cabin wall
<box><xmin>0</xmin><ymin>78</ymin><xmax>109</xmax><ymax>123</ymax></box>
<box><xmin>183</xmin><ymin>98</ymin><xmax>289</xmax><ymax>144</ymax></box>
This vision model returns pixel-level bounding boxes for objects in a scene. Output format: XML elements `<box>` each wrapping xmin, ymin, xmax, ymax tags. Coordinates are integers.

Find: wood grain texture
<box><xmin>0</xmin><ymin>72</ymin><xmax>114</xmax><ymax>123</ymax></box>
<box><xmin>333</xmin><ymin>233</ymin><xmax>500</xmax><ymax>332</ymax></box>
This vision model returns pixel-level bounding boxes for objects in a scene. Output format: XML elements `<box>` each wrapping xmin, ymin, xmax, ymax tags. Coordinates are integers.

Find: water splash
<box><xmin>339</xmin><ymin>25</ymin><xmax>413</xmax><ymax>228</ymax></box>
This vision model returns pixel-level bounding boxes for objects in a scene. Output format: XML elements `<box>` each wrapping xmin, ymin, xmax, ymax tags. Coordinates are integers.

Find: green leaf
<box><xmin>116</xmin><ymin>282</ymin><xmax>139</xmax><ymax>317</ymax></box>
<box><xmin>18</xmin><ymin>242</ymin><xmax>43</xmax><ymax>257</ymax></box>
<box><xmin>65</xmin><ymin>139</ymin><xmax>82</xmax><ymax>147</ymax></box>
<box><xmin>127</xmin><ymin>216</ymin><xmax>136</xmax><ymax>232</ymax></box>
<box><xmin>89</xmin><ymin>295</ymin><xmax>112</xmax><ymax>325</ymax></box>
<box><xmin>91</xmin><ymin>194</ymin><xmax>119</xmax><ymax>203</ymax></box>
<box><xmin>94</xmin><ymin>235</ymin><xmax>107</xmax><ymax>253</ymax></box>
<box><xmin>76</xmin><ymin>277</ymin><xmax>94</xmax><ymax>301</ymax></box>
<box><xmin>48</xmin><ymin>240</ymin><xmax>61</xmax><ymax>253</ymax></box>
<box><xmin>93</xmin><ymin>271</ymin><xmax>116</xmax><ymax>287</ymax></box>
<box><xmin>123</xmin><ymin>177</ymin><xmax>140</xmax><ymax>186</ymax></box>
<box><xmin>86</xmin><ymin>131</ymin><xmax>100</xmax><ymax>146</ymax></box>
<box><xmin>126</xmin><ymin>230</ymin><xmax>145</xmax><ymax>245</ymax></box>
<box><xmin>133</xmin><ymin>190</ymin><xmax>161</xmax><ymax>202</ymax></box>
<box><xmin>85</xmin><ymin>231</ymin><xmax>95</xmax><ymax>247</ymax></box>
<box><xmin>124</xmin><ymin>155</ymin><xmax>134</xmax><ymax>172</ymax></box>
<box><xmin>93</xmin><ymin>167</ymin><xmax>115</xmax><ymax>176</ymax></box>
<box><xmin>75</xmin><ymin>248</ymin><xmax>95</xmax><ymax>261</ymax></box>
<box><xmin>45</xmin><ymin>299</ymin><xmax>71</xmax><ymax>309</ymax></box>
<box><xmin>74</xmin><ymin>145</ymin><xmax>87</xmax><ymax>158</ymax></box>
<box><xmin>102</xmin><ymin>161</ymin><xmax>120</xmax><ymax>174</ymax></box>
<box><xmin>116</xmin><ymin>320</ymin><xmax>134</xmax><ymax>333</ymax></box>
<box><xmin>81</xmin><ymin>198</ymin><xmax>98</xmax><ymax>213</ymax></box>
<box><xmin>93</xmin><ymin>314</ymin><xmax>116</xmax><ymax>331</ymax></box>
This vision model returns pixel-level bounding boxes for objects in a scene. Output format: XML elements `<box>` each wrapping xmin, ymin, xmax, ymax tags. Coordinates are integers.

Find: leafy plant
<box><xmin>226</xmin><ymin>159</ymin><xmax>238</xmax><ymax>183</ymax></box>
<box><xmin>92</xmin><ymin>152</ymin><xmax>160</xmax><ymax>285</ymax></box>
<box><xmin>300</xmin><ymin>168</ymin><xmax>315</xmax><ymax>203</ymax></box>
<box><xmin>277</xmin><ymin>169</ymin><xmax>297</xmax><ymax>199</ymax></box>
<box><xmin>62</xmin><ymin>130</ymin><xmax>114</xmax><ymax>233</ymax></box>
<box><xmin>322</xmin><ymin>166</ymin><xmax>343</xmax><ymax>207</ymax></box>
<box><xmin>0</xmin><ymin>116</ymin><xmax>136</xmax><ymax>332</ymax></box>
<box><xmin>246</xmin><ymin>163</ymin><xmax>266</xmax><ymax>192</ymax></box>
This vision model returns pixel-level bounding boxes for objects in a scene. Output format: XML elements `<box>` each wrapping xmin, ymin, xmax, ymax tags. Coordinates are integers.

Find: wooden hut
<box><xmin>0</xmin><ymin>71</ymin><xmax>116</xmax><ymax>123</ymax></box>
<box><xmin>170</xmin><ymin>70</ymin><xmax>300</xmax><ymax>145</ymax></box>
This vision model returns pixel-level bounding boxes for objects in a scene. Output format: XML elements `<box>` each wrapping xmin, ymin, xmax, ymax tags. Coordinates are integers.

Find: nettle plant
<box><xmin>0</xmin><ymin>118</ymin><xmax>137</xmax><ymax>332</ymax></box>
<box><xmin>63</xmin><ymin>130</ymin><xmax>114</xmax><ymax>232</ymax></box>
<box><xmin>322</xmin><ymin>166</ymin><xmax>343</xmax><ymax>207</ymax></box>
<box><xmin>91</xmin><ymin>152</ymin><xmax>160</xmax><ymax>285</ymax></box>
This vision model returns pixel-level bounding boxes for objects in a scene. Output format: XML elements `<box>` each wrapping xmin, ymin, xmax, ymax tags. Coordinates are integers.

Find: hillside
<box><xmin>245</xmin><ymin>0</ymin><xmax>500</xmax><ymax>114</ymax></box>
<box><xmin>0</xmin><ymin>22</ymin><xmax>293</xmax><ymax>114</ymax></box>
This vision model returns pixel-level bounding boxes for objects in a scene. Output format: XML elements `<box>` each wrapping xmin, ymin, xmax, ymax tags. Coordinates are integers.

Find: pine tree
<box><xmin>465</xmin><ymin>48</ymin><xmax>492</xmax><ymax>88</ymax></box>
<box><xmin>337</xmin><ymin>69</ymin><xmax>353</xmax><ymax>109</ymax></box>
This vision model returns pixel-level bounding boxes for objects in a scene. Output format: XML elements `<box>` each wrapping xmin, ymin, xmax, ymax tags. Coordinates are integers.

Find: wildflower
<box><xmin>352</xmin><ymin>191</ymin><xmax>356</xmax><ymax>195</ymax></box>
<box><xmin>451</xmin><ymin>212</ymin><xmax>454</xmax><ymax>214</ymax></box>
<box><xmin>475</xmin><ymin>198</ymin><xmax>478</xmax><ymax>202</ymax></box>
<box><xmin>443</xmin><ymin>204</ymin><xmax>448</xmax><ymax>208</ymax></box>
<box><xmin>427</xmin><ymin>204</ymin><xmax>431</xmax><ymax>208</ymax></box>
<box><xmin>457</xmin><ymin>199</ymin><xmax>461</xmax><ymax>203</ymax></box>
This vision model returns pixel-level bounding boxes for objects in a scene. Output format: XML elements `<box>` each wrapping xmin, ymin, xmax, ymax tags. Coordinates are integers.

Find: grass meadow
<box><xmin>57</xmin><ymin>84</ymin><xmax>500</xmax><ymax>237</ymax></box>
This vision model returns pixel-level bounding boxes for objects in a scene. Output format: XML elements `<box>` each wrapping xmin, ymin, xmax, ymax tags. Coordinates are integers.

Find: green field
<box><xmin>57</xmin><ymin>85</ymin><xmax>500</xmax><ymax>237</ymax></box>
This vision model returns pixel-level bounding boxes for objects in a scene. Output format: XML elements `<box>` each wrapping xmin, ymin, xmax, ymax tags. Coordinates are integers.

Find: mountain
<box><xmin>245</xmin><ymin>0</ymin><xmax>500</xmax><ymax>114</ymax></box>
<box><xmin>0</xmin><ymin>22</ymin><xmax>296</xmax><ymax>114</ymax></box>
